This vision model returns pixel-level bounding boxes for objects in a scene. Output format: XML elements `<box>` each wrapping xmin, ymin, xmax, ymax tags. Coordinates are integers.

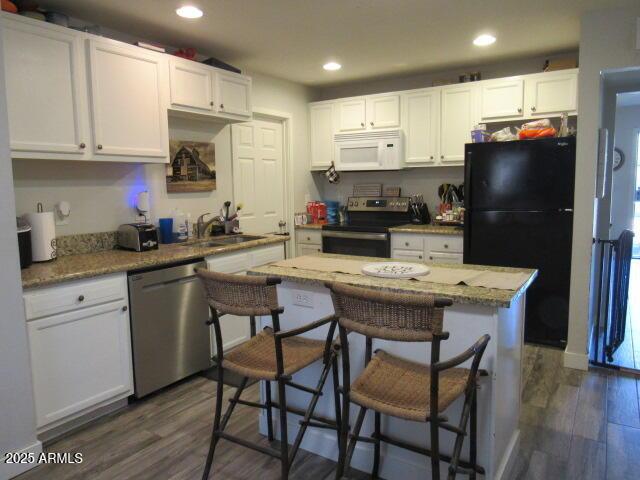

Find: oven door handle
<box><xmin>321</xmin><ymin>231</ymin><xmax>388</xmax><ymax>241</ymax></box>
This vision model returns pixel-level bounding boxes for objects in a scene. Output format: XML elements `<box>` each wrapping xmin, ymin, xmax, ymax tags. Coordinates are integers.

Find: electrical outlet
<box><xmin>292</xmin><ymin>290</ymin><xmax>314</xmax><ymax>308</ymax></box>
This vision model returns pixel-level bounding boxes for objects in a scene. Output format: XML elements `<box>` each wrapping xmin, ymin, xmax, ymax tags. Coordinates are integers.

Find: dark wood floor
<box><xmin>17</xmin><ymin>345</ymin><xmax>640</xmax><ymax>480</ymax></box>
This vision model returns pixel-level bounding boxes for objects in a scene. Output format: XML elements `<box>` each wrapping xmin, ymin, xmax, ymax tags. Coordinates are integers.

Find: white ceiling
<box><xmin>37</xmin><ymin>0</ymin><xmax>637</xmax><ymax>86</ymax></box>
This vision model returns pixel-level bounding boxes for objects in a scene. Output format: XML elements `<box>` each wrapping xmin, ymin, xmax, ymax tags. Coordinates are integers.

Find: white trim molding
<box><xmin>564</xmin><ymin>349</ymin><xmax>589</xmax><ymax>370</ymax></box>
<box><xmin>0</xmin><ymin>440</ymin><xmax>43</xmax><ymax>479</ymax></box>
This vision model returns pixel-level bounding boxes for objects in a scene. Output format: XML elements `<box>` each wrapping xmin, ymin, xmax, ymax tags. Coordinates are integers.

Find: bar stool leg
<box><xmin>430</xmin><ymin>417</ymin><xmax>441</xmax><ymax>480</ymax></box>
<box><xmin>335</xmin><ymin>394</ymin><xmax>350</xmax><ymax>479</ymax></box>
<box><xmin>469</xmin><ymin>390</ymin><xmax>478</xmax><ymax>480</ymax></box>
<box><xmin>343</xmin><ymin>406</ymin><xmax>367</xmax><ymax>477</ymax></box>
<box><xmin>202</xmin><ymin>369</ymin><xmax>225</xmax><ymax>480</ymax></box>
<box><xmin>278</xmin><ymin>377</ymin><xmax>290</xmax><ymax>479</ymax></box>
<box><xmin>372</xmin><ymin>411</ymin><xmax>381</xmax><ymax>478</ymax></box>
<box><xmin>332</xmin><ymin>355</ymin><xmax>342</xmax><ymax>449</ymax></box>
<box><xmin>265</xmin><ymin>380</ymin><xmax>274</xmax><ymax>442</ymax></box>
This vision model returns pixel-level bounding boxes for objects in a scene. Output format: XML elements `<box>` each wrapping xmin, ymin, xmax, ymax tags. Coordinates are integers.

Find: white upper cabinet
<box><xmin>338</xmin><ymin>98</ymin><xmax>367</xmax><ymax>131</ymax></box>
<box><xmin>402</xmin><ymin>89</ymin><xmax>438</xmax><ymax>165</ymax></box>
<box><xmin>480</xmin><ymin>78</ymin><xmax>524</xmax><ymax>120</ymax></box>
<box><xmin>87</xmin><ymin>38</ymin><xmax>169</xmax><ymax>159</ymax></box>
<box><xmin>169</xmin><ymin>57</ymin><xmax>214</xmax><ymax>113</ymax></box>
<box><xmin>309</xmin><ymin>102</ymin><xmax>334</xmax><ymax>169</ymax></box>
<box><xmin>525</xmin><ymin>70</ymin><xmax>578</xmax><ymax>116</ymax></box>
<box><xmin>366</xmin><ymin>94</ymin><xmax>400</xmax><ymax>129</ymax></box>
<box><xmin>440</xmin><ymin>83</ymin><xmax>478</xmax><ymax>164</ymax></box>
<box><xmin>2</xmin><ymin>15</ymin><xmax>90</xmax><ymax>158</ymax></box>
<box><xmin>215</xmin><ymin>71</ymin><xmax>252</xmax><ymax>118</ymax></box>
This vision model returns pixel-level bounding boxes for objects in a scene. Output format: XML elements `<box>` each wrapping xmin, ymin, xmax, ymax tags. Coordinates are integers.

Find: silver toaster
<box><xmin>117</xmin><ymin>223</ymin><xmax>159</xmax><ymax>252</ymax></box>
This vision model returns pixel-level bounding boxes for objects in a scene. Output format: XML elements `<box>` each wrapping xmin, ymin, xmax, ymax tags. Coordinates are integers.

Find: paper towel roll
<box><xmin>24</xmin><ymin>212</ymin><xmax>57</xmax><ymax>262</ymax></box>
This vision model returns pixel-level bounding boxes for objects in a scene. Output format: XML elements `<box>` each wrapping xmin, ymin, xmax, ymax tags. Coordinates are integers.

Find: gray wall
<box><xmin>315</xmin><ymin>51</ymin><xmax>578</xmax><ymax>100</ymax></box>
<box><xmin>0</xmin><ymin>27</ymin><xmax>40</xmax><ymax>479</ymax></box>
<box><xmin>611</xmin><ymin>104</ymin><xmax>640</xmax><ymax>238</ymax></box>
<box><xmin>565</xmin><ymin>6</ymin><xmax>640</xmax><ymax>369</ymax></box>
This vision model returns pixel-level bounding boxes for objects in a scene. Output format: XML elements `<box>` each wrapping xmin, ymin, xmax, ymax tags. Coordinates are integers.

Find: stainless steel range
<box><xmin>321</xmin><ymin>196</ymin><xmax>411</xmax><ymax>258</ymax></box>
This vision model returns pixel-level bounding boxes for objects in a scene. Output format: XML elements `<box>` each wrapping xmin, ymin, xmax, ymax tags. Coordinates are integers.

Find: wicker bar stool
<box><xmin>326</xmin><ymin>282</ymin><xmax>490</xmax><ymax>480</ymax></box>
<box><xmin>197</xmin><ymin>269</ymin><xmax>341</xmax><ymax>480</ymax></box>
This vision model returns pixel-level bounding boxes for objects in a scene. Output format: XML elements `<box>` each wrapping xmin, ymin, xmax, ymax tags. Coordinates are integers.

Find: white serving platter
<box><xmin>361</xmin><ymin>262</ymin><xmax>430</xmax><ymax>279</ymax></box>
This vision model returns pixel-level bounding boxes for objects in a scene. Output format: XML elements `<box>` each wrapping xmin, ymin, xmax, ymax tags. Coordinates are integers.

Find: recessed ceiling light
<box><xmin>323</xmin><ymin>62</ymin><xmax>342</xmax><ymax>71</ymax></box>
<box><xmin>176</xmin><ymin>5</ymin><xmax>203</xmax><ymax>19</ymax></box>
<box><xmin>473</xmin><ymin>34</ymin><xmax>496</xmax><ymax>47</ymax></box>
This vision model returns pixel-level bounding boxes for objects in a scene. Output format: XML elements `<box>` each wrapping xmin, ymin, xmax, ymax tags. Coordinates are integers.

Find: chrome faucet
<box><xmin>196</xmin><ymin>212</ymin><xmax>219</xmax><ymax>239</ymax></box>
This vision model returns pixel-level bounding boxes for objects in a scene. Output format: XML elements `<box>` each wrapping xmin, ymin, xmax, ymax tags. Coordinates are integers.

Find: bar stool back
<box><xmin>327</xmin><ymin>281</ymin><xmax>490</xmax><ymax>480</ymax></box>
<box><xmin>197</xmin><ymin>269</ymin><xmax>341</xmax><ymax>480</ymax></box>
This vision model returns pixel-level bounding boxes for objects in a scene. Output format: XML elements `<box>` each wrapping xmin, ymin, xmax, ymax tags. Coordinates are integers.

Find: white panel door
<box><xmin>232</xmin><ymin>119</ymin><xmax>284</xmax><ymax>234</ymax></box>
<box><xmin>2</xmin><ymin>17</ymin><xmax>89</xmax><ymax>155</ymax></box>
<box><xmin>338</xmin><ymin>99</ymin><xmax>366</xmax><ymax>131</ymax></box>
<box><xmin>403</xmin><ymin>90</ymin><xmax>438</xmax><ymax>165</ymax></box>
<box><xmin>526</xmin><ymin>72</ymin><xmax>578</xmax><ymax>115</ymax></box>
<box><xmin>366</xmin><ymin>94</ymin><xmax>400</xmax><ymax>129</ymax></box>
<box><xmin>27</xmin><ymin>301</ymin><xmax>133</xmax><ymax>428</ymax></box>
<box><xmin>216</xmin><ymin>71</ymin><xmax>252</xmax><ymax>118</ymax></box>
<box><xmin>169</xmin><ymin>58</ymin><xmax>213</xmax><ymax>112</ymax></box>
<box><xmin>87</xmin><ymin>39</ymin><xmax>168</xmax><ymax>158</ymax></box>
<box><xmin>440</xmin><ymin>84</ymin><xmax>478</xmax><ymax>164</ymax></box>
<box><xmin>480</xmin><ymin>79</ymin><xmax>524</xmax><ymax>120</ymax></box>
<box><xmin>309</xmin><ymin>103</ymin><xmax>334</xmax><ymax>169</ymax></box>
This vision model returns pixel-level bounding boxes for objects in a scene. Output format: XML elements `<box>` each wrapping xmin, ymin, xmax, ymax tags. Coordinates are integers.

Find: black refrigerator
<box><xmin>464</xmin><ymin>137</ymin><xmax>575</xmax><ymax>347</ymax></box>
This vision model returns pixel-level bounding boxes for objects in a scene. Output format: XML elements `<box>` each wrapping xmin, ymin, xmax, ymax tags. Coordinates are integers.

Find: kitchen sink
<box><xmin>209</xmin><ymin>235</ymin><xmax>265</xmax><ymax>245</ymax></box>
<box><xmin>179</xmin><ymin>235</ymin><xmax>265</xmax><ymax>247</ymax></box>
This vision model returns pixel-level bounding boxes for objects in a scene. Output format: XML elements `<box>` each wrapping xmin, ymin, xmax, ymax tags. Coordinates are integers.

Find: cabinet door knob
<box><xmin>531</xmin><ymin>106</ymin><xmax>536</xmax><ymax>112</ymax></box>
<box><xmin>430</xmin><ymin>156</ymin><xmax>434</xmax><ymax>160</ymax></box>
<box><xmin>97</xmin><ymin>144</ymin><xmax>103</xmax><ymax>150</ymax></box>
<box><xmin>418</xmin><ymin>255</ymin><xmax>423</xmax><ymax>259</ymax></box>
<box><xmin>220</xmin><ymin>103</ymin><xmax>224</xmax><ymax>109</ymax></box>
<box><xmin>444</xmin><ymin>244</ymin><xmax>449</xmax><ymax>249</ymax></box>
<box><xmin>440</xmin><ymin>155</ymin><xmax>444</xmax><ymax>159</ymax></box>
<box><xmin>517</xmin><ymin>108</ymin><xmax>522</xmax><ymax>113</ymax></box>
<box><xmin>78</xmin><ymin>295</ymin><xmax>85</xmax><ymax>302</ymax></box>
<box><xmin>122</xmin><ymin>306</ymin><xmax>128</xmax><ymax>312</ymax></box>
<box><xmin>360</xmin><ymin>122</ymin><xmax>365</xmax><ymax>127</ymax></box>
<box><xmin>79</xmin><ymin>142</ymin><xmax>86</xmax><ymax>149</ymax></box>
<box><xmin>429</xmin><ymin>256</ymin><xmax>433</xmax><ymax>260</ymax></box>
<box><xmin>405</xmin><ymin>242</ymin><xmax>409</xmax><ymax>246</ymax></box>
<box><xmin>370</xmin><ymin>122</ymin><xmax>374</xmax><ymax>126</ymax></box>
<box><xmin>210</xmin><ymin>101</ymin><xmax>214</xmax><ymax>106</ymax></box>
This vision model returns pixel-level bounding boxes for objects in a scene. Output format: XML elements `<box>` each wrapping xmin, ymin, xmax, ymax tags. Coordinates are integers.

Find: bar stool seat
<box><xmin>224</xmin><ymin>328</ymin><xmax>327</xmax><ymax>381</ymax></box>
<box><xmin>350</xmin><ymin>350</ymin><xmax>470</xmax><ymax>423</ymax></box>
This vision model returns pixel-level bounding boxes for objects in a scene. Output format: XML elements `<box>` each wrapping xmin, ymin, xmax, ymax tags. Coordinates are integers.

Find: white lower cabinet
<box><xmin>23</xmin><ymin>273</ymin><xmax>133</xmax><ymax>431</ymax></box>
<box><xmin>206</xmin><ymin>244</ymin><xmax>285</xmax><ymax>355</ymax></box>
<box><xmin>296</xmin><ymin>228</ymin><xmax>322</xmax><ymax>256</ymax></box>
<box><xmin>391</xmin><ymin>232</ymin><xmax>463</xmax><ymax>265</ymax></box>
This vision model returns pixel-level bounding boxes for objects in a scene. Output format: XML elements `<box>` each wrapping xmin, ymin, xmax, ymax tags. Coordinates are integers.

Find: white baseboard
<box><xmin>0</xmin><ymin>440</ymin><xmax>43</xmax><ymax>480</ymax></box>
<box><xmin>564</xmin><ymin>349</ymin><xmax>589</xmax><ymax>370</ymax></box>
<box><xmin>494</xmin><ymin>430</ymin><xmax>520</xmax><ymax>480</ymax></box>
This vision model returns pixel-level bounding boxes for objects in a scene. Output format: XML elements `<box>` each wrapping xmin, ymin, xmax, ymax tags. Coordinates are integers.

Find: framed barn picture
<box><xmin>166</xmin><ymin>139</ymin><xmax>216</xmax><ymax>193</ymax></box>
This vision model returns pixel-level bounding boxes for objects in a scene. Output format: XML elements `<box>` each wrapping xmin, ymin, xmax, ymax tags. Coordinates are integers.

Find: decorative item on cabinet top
<box><xmin>308</xmin><ymin>68</ymin><xmax>578</xmax><ymax>171</ymax></box>
<box><xmin>1</xmin><ymin>12</ymin><xmax>252</xmax><ymax>163</ymax></box>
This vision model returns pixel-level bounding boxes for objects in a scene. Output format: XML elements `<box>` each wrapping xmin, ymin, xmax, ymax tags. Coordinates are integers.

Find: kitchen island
<box><xmin>248</xmin><ymin>253</ymin><xmax>536</xmax><ymax>480</ymax></box>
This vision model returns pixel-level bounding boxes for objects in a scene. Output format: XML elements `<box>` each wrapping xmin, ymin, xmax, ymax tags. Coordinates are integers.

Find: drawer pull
<box><xmin>429</xmin><ymin>256</ymin><xmax>433</xmax><ymax>260</ymax></box>
<box><xmin>444</xmin><ymin>244</ymin><xmax>449</xmax><ymax>249</ymax></box>
<box><xmin>307</xmin><ymin>237</ymin><xmax>311</xmax><ymax>241</ymax></box>
<box><xmin>405</xmin><ymin>242</ymin><xmax>409</xmax><ymax>247</ymax></box>
<box><xmin>78</xmin><ymin>295</ymin><xmax>85</xmax><ymax>302</ymax></box>
<box><xmin>79</xmin><ymin>142</ymin><xmax>86</xmax><ymax>149</ymax></box>
<box><xmin>122</xmin><ymin>306</ymin><xmax>128</xmax><ymax>312</ymax></box>
<box><xmin>97</xmin><ymin>144</ymin><xmax>103</xmax><ymax>150</ymax></box>
<box><xmin>418</xmin><ymin>255</ymin><xmax>423</xmax><ymax>259</ymax></box>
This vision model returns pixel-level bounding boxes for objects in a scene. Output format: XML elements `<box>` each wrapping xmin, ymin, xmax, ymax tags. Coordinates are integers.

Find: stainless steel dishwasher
<box><xmin>128</xmin><ymin>259</ymin><xmax>210</xmax><ymax>398</ymax></box>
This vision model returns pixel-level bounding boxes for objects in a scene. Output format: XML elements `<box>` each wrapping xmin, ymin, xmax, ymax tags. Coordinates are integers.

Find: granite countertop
<box><xmin>248</xmin><ymin>253</ymin><xmax>536</xmax><ymax>308</ymax></box>
<box><xmin>22</xmin><ymin>234</ymin><xmax>289</xmax><ymax>290</ymax></box>
<box><xmin>388</xmin><ymin>224</ymin><xmax>464</xmax><ymax>235</ymax></box>
<box><xmin>294</xmin><ymin>223</ymin><xmax>325</xmax><ymax>230</ymax></box>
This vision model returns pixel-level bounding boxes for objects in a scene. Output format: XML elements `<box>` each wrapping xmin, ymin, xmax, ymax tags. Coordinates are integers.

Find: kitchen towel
<box><xmin>271</xmin><ymin>256</ymin><xmax>531</xmax><ymax>291</ymax></box>
<box><xmin>24</xmin><ymin>211</ymin><xmax>57</xmax><ymax>262</ymax></box>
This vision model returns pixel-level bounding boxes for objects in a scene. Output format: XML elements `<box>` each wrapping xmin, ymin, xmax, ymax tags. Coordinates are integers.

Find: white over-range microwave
<box><xmin>333</xmin><ymin>130</ymin><xmax>404</xmax><ymax>171</ymax></box>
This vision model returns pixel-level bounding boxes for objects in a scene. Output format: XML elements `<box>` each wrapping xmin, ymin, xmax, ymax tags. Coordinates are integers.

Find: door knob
<box><xmin>517</xmin><ymin>108</ymin><xmax>522</xmax><ymax>113</ymax></box>
<box><xmin>220</xmin><ymin>103</ymin><xmax>224</xmax><ymax>109</ymax></box>
<box><xmin>440</xmin><ymin>155</ymin><xmax>444</xmax><ymax>159</ymax></box>
<box><xmin>360</xmin><ymin>122</ymin><xmax>365</xmax><ymax>127</ymax></box>
<box><xmin>430</xmin><ymin>156</ymin><xmax>434</xmax><ymax>160</ymax></box>
<box><xmin>531</xmin><ymin>106</ymin><xmax>536</xmax><ymax>112</ymax></box>
<box><xmin>97</xmin><ymin>144</ymin><xmax>103</xmax><ymax>150</ymax></box>
<box><xmin>122</xmin><ymin>306</ymin><xmax>128</xmax><ymax>312</ymax></box>
<box><xmin>79</xmin><ymin>142</ymin><xmax>86</xmax><ymax>149</ymax></box>
<box><xmin>78</xmin><ymin>295</ymin><xmax>85</xmax><ymax>302</ymax></box>
<box><xmin>370</xmin><ymin>122</ymin><xmax>374</xmax><ymax>126</ymax></box>
<box><xmin>210</xmin><ymin>101</ymin><xmax>214</xmax><ymax>106</ymax></box>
